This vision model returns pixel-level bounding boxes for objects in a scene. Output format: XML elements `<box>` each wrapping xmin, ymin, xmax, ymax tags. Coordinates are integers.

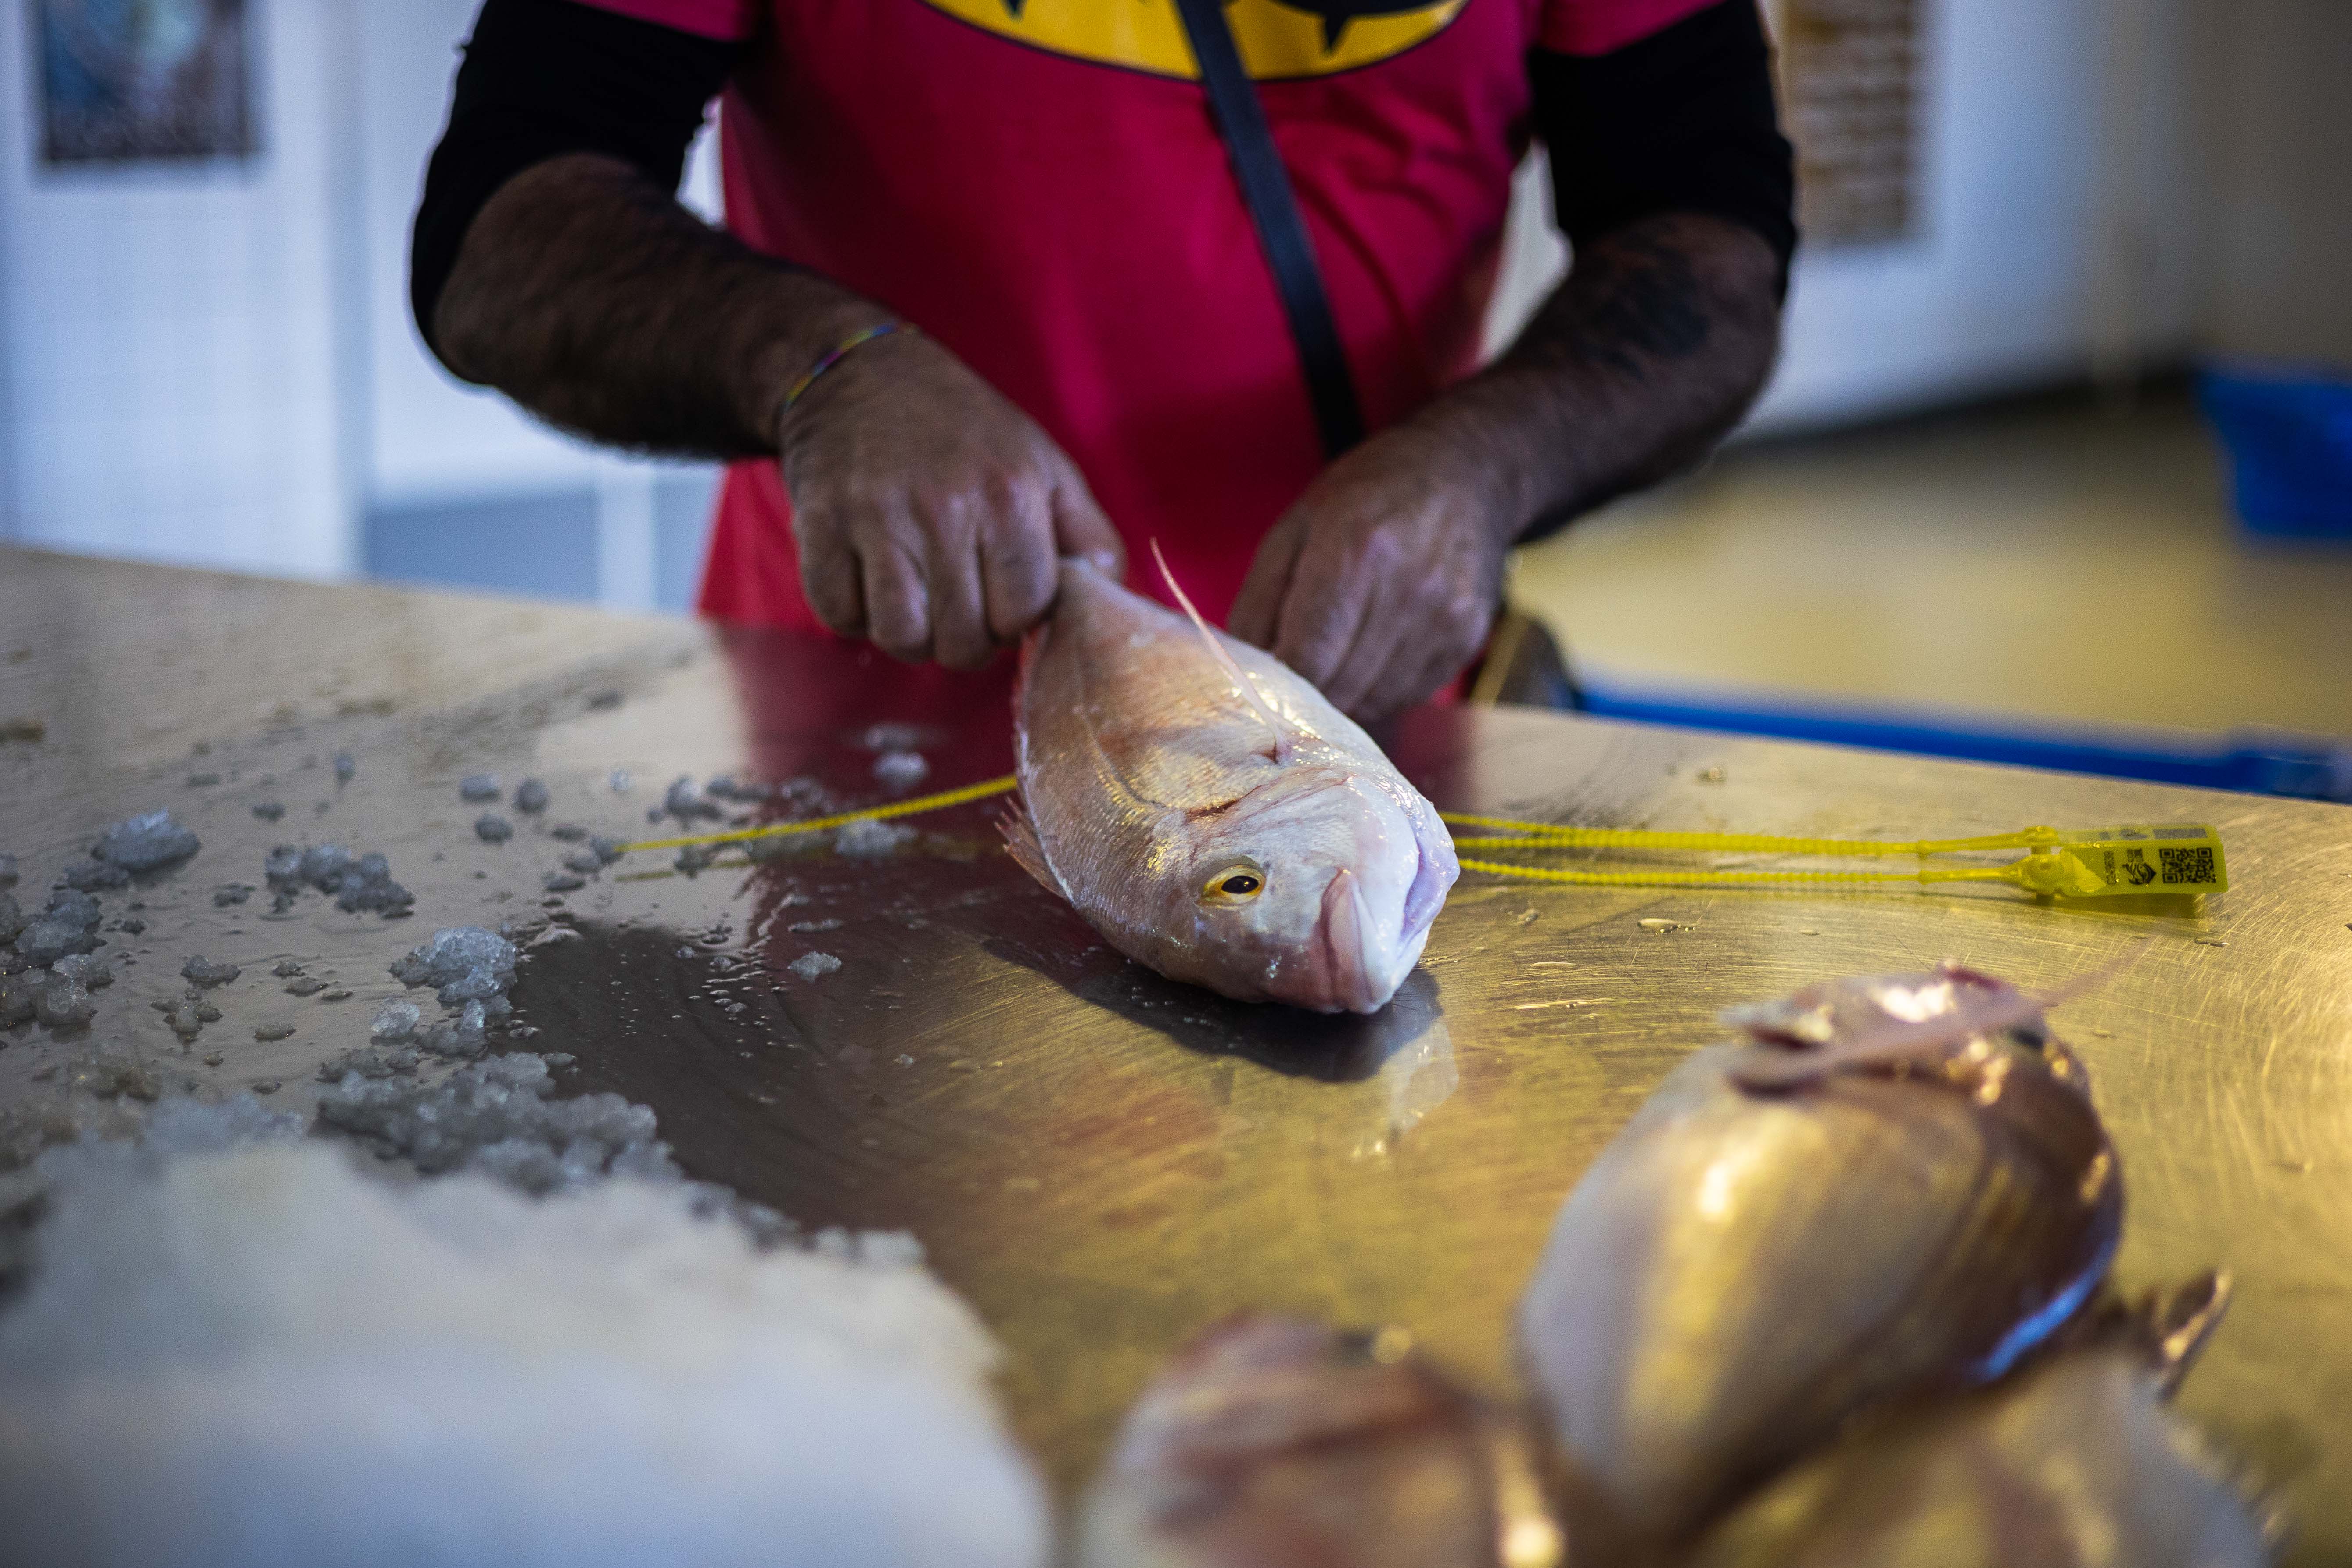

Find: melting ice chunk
<box><xmin>179</xmin><ymin>956</ymin><xmax>242</xmax><ymax>988</ymax></box>
<box><xmin>370</xmin><ymin>999</ymin><xmax>422</xmax><ymax>1043</ymax></box>
<box><xmin>836</xmin><ymin>818</ymin><xmax>916</xmax><ymax>858</ymax></box>
<box><xmin>92</xmin><ymin>810</ymin><xmax>201</xmax><ymax>873</ymax></box>
<box><xmin>789</xmin><ymin>952</ymin><xmax>844</xmax><ymax>982</ymax></box>
<box><xmin>389</xmin><ymin>927</ymin><xmax>519</xmax><ymax>1008</ymax></box>
<box><xmin>874</xmin><ymin>751</ymin><xmax>930</xmax><ymax>789</ymax></box>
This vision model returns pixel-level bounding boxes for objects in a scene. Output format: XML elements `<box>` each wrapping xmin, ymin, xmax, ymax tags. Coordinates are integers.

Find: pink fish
<box><xmin>1076</xmin><ymin>1315</ymin><xmax>1560</xmax><ymax>1568</ymax></box>
<box><xmin>1004</xmin><ymin>555</ymin><xmax>1456</xmax><ymax>1013</ymax></box>
<box><xmin>1518</xmin><ymin>965</ymin><xmax>2124</xmax><ymax>1556</ymax></box>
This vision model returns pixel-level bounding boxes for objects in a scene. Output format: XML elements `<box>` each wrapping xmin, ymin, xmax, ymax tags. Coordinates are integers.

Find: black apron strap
<box><xmin>1171</xmin><ymin>0</ymin><xmax>1366</xmax><ymax>460</ymax></box>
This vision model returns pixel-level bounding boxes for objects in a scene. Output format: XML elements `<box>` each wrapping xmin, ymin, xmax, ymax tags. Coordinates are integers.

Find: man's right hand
<box><xmin>777</xmin><ymin>327</ymin><xmax>1124</xmax><ymax>669</ymax></box>
<box><xmin>430</xmin><ymin>154</ymin><xmax>1120</xmax><ymax>667</ymax></box>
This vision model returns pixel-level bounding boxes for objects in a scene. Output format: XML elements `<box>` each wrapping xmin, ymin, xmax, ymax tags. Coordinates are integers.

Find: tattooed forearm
<box><xmin>434</xmin><ymin>153</ymin><xmax>891</xmax><ymax>459</ymax></box>
<box><xmin>1544</xmin><ymin>226</ymin><xmax>1717</xmax><ymax>379</ymax></box>
<box><xmin>1401</xmin><ymin>210</ymin><xmax>1782</xmax><ymax>545</ymax></box>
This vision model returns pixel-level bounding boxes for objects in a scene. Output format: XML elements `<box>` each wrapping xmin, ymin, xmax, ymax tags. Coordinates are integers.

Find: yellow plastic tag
<box><xmin>2020</xmin><ymin>825</ymin><xmax>2230</xmax><ymax>897</ymax></box>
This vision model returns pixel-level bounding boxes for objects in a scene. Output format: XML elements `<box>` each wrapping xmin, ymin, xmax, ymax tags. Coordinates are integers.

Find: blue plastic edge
<box><xmin>1576</xmin><ymin>683</ymin><xmax>2352</xmax><ymax>803</ymax></box>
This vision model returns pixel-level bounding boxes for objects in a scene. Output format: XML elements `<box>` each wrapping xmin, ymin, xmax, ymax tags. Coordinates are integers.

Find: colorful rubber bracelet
<box><xmin>779</xmin><ymin>321</ymin><xmax>902</xmax><ymax>413</ymax></box>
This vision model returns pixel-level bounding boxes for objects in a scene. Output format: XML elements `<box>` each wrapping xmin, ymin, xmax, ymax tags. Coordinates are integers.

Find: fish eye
<box><xmin>1201</xmin><ymin>862</ymin><xmax>1267</xmax><ymax>903</ymax></box>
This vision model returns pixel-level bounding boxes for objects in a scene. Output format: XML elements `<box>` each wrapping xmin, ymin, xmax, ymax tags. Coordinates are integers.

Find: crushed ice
<box><xmin>263</xmin><ymin>843</ymin><xmax>413</xmax><ymax>917</ymax></box>
<box><xmin>179</xmin><ymin>955</ymin><xmax>241</xmax><ymax>988</ymax></box>
<box><xmin>7</xmin><ymin>889</ymin><xmax>103</xmax><ymax>968</ymax></box>
<box><xmin>875</xmin><ymin>750</ymin><xmax>930</xmax><ymax>788</ymax></box>
<box><xmin>319</xmin><ymin>1053</ymin><xmax>673</xmax><ymax>1190</ymax></box>
<box><xmin>370</xmin><ymin>999</ymin><xmax>421</xmax><ymax>1042</ymax></box>
<box><xmin>662</xmin><ymin>775</ymin><xmax>724</xmax><ymax>823</ymax></box>
<box><xmin>389</xmin><ymin>926</ymin><xmax>518</xmax><ymax>1010</ymax></box>
<box><xmin>91</xmin><ymin>809</ymin><xmax>201</xmax><ymax>873</ymax></box>
<box><xmin>837</xmin><ymin>817</ymin><xmax>916</xmax><ymax>857</ymax></box>
<box><xmin>0</xmin><ymin>1113</ymin><xmax>1045</xmax><ymax>1568</ymax></box>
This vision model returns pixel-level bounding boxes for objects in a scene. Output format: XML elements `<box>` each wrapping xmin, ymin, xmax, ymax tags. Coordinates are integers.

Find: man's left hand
<box><xmin>1229</xmin><ymin>421</ymin><xmax>1517</xmax><ymax>723</ymax></box>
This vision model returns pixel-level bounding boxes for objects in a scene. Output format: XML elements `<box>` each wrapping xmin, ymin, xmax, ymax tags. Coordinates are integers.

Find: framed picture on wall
<box><xmin>36</xmin><ymin>0</ymin><xmax>258</xmax><ymax>166</ymax></box>
<box><xmin>1771</xmin><ymin>0</ymin><xmax>1925</xmax><ymax>245</ymax></box>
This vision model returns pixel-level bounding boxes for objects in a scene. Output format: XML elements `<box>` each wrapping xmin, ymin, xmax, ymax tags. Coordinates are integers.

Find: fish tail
<box><xmin>1148</xmin><ymin>539</ymin><xmax>1290</xmax><ymax>749</ymax></box>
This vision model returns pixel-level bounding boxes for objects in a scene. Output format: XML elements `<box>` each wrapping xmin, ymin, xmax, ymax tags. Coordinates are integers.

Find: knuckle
<box><xmin>980</xmin><ymin>509</ymin><xmax>1049</xmax><ymax>565</ymax></box>
<box><xmin>1343</xmin><ymin>531</ymin><xmax>1404</xmax><ymax>579</ymax></box>
<box><xmin>975</xmin><ymin>465</ymin><xmax>1031</xmax><ymax>517</ymax></box>
<box><xmin>866</xmin><ymin>599</ymin><xmax>929</xmax><ymax>662</ymax></box>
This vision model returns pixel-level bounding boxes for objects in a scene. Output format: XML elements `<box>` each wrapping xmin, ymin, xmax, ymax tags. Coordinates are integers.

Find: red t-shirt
<box><xmin>580</xmin><ymin>0</ymin><xmax>1714</xmax><ymax>630</ymax></box>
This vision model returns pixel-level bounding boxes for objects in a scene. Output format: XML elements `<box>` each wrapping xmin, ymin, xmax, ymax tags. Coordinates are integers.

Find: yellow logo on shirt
<box><xmin>917</xmin><ymin>0</ymin><xmax>1466</xmax><ymax>80</ymax></box>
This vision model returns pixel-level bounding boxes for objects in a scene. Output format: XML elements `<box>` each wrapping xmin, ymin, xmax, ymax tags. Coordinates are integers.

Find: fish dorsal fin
<box><xmin>1149</xmin><ymin>539</ymin><xmax>1289</xmax><ymax>755</ymax></box>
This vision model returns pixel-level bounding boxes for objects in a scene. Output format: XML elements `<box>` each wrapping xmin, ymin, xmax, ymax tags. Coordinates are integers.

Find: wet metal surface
<box><xmin>4</xmin><ymin>545</ymin><xmax>2349</xmax><ymax>1556</ymax></box>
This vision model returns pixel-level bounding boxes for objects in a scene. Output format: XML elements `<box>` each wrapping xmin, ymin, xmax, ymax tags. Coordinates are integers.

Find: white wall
<box><xmin>350</xmin><ymin>0</ymin><xmax>725</xmax><ymax>610</ymax></box>
<box><xmin>358</xmin><ymin>0</ymin><xmax>608</xmax><ymax>509</ymax></box>
<box><xmin>1485</xmin><ymin>0</ymin><xmax>2205</xmax><ymax>433</ymax></box>
<box><xmin>0</xmin><ymin>0</ymin><xmax>719</xmax><ymax>592</ymax></box>
<box><xmin>1762</xmin><ymin>0</ymin><xmax>2127</xmax><ymax>427</ymax></box>
<box><xmin>0</xmin><ymin>0</ymin><xmax>352</xmax><ymax>576</ymax></box>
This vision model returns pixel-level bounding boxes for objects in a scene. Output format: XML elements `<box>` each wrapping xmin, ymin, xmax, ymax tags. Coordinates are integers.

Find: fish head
<box><xmin>1154</xmin><ymin>764</ymin><xmax>1458</xmax><ymax>1014</ymax></box>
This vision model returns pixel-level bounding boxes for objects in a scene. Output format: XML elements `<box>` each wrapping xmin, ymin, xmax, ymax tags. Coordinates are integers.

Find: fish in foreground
<box><xmin>1517</xmin><ymin>965</ymin><xmax>2123</xmax><ymax>1557</ymax></box>
<box><xmin>1075</xmin><ymin>1315</ymin><xmax>1561</xmax><ymax>1568</ymax></box>
<box><xmin>1005</xmin><ymin>555</ymin><xmax>1456</xmax><ymax>1013</ymax></box>
<box><xmin>1689</xmin><ymin>1272</ymin><xmax>2275</xmax><ymax>1567</ymax></box>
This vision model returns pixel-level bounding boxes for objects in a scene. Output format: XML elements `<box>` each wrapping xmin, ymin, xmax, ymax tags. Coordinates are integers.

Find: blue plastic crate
<box><xmin>2198</xmin><ymin>363</ymin><xmax>2352</xmax><ymax>539</ymax></box>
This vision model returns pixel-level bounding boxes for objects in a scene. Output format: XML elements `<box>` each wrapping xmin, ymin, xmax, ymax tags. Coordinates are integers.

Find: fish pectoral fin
<box><xmin>998</xmin><ymin>798</ymin><xmax>1067</xmax><ymax>901</ymax></box>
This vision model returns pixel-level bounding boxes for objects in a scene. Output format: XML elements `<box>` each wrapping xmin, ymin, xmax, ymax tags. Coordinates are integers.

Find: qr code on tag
<box><xmin>2159</xmin><ymin>846</ymin><xmax>2216</xmax><ymax>885</ymax></box>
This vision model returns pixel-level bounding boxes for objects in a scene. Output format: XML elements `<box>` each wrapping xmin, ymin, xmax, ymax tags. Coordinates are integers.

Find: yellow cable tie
<box><xmin>617</xmin><ymin>774</ymin><xmax>1018</xmax><ymax>854</ymax></box>
<box><xmin>1461</xmin><ymin>836</ymin><xmax>2220</xmax><ymax>898</ymax></box>
<box><xmin>612</xmin><ymin>778</ymin><xmax>2223</xmax><ymax>899</ymax></box>
<box><xmin>1438</xmin><ymin>815</ymin><xmax>2061</xmax><ymax>858</ymax></box>
<box><xmin>1454</xmin><ymin>857</ymin><xmax>2016</xmax><ymax>890</ymax></box>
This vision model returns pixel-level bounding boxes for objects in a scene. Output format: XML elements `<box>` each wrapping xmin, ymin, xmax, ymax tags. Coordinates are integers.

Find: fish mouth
<box><xmin>1399</xmin><ymin>836</ymin><xmax>1450</xmax><ymax>940</ymax></box>
<box><xmin>1308</xmin><ymin>868</ymin><xmax>1398</xmax><ymax>1015</ymax></box>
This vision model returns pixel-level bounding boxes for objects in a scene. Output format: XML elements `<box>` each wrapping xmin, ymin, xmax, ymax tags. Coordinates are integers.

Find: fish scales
<box><xmin>1011</xmin><ymin>559</ymin><xmax>1456</xmax><ymax>1013</ymax></box>
<box><xmin>1517</xmin><ymin>965</ymin><xmax>2123</xmax><ymax>1556</ymax></box>
<box><xmin>1689</xmin><ymin>1275</ymin><xmax>2271</xmax><ymax>1568</ymax></box>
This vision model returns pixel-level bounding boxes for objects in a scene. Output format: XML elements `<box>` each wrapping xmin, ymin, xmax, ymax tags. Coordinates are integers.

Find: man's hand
<box><xmin>779</xmin><ymin>329</ymin><xmax>1123</xmax><ymax>667</ymax></box>
<box><xmin>1233</xmin><ymin>213</ymin><xmax>1783</xmax><ymax>721</ymax></box>
<box><xmin>431</xmin><ymin>154</ymin><xmax>1122</xmax><ymax>668</ymax></box>
<box><xmin>1229</xmin><ymin>421</ymin><xmax>1515</xmax><ymax>724</ymax></box>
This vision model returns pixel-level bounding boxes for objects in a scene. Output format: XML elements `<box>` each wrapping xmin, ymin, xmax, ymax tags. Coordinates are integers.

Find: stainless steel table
<box><xmin>4</xmin><ymin>546</ymin><xmax>2347</xmax><ymax>1558</ymax></box>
